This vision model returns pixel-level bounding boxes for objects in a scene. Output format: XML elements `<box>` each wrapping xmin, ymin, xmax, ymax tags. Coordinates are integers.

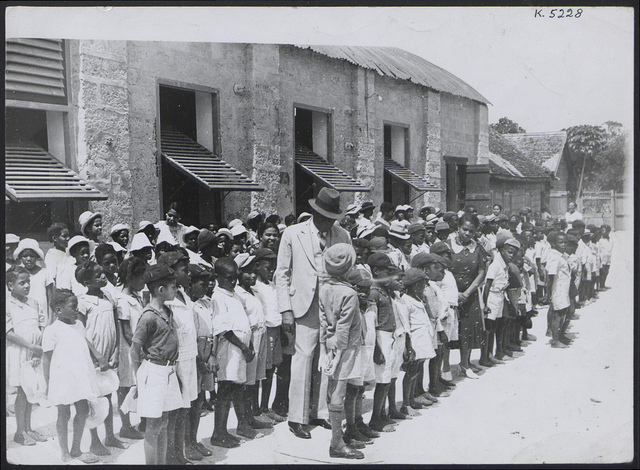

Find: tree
<box><xmin>490</xmin><ymin>117</ymin><xmax>526</xmax><ymax>134</ymax></box>
<box><xmin>564</xmin><ymin>123</ymin><xmax>627</xmax><ymax>197</ymax></box>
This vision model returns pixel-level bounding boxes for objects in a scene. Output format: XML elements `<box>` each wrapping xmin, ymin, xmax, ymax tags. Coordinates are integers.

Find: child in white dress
<box><xmin>43</xmin><ymin>289</ymin><xmax>103</xmax><ymax>463</ymax></box>
<box><xmin>6</xmin><ymin>266</ymin><xmax>46</xmax><ymax>446</ymax></box>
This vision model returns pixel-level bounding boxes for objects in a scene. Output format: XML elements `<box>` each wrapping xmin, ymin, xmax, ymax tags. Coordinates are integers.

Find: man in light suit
<box><xmin>275</xmin><ymin>187</ymin><xmax>352</xmax><ymax>439</ymax></box>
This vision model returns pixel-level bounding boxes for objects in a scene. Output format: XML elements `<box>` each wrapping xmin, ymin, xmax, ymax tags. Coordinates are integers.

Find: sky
<box><xmin>6</xmin><ymin>6</ymin><xmax>635</xmax><ymax>133</ymax></box>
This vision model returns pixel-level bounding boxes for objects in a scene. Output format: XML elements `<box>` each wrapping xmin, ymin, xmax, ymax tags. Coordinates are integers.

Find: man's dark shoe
<box><xmin>329</xmin><ymin>445</ymin><xmax>364</xmax><ymax>459</ymax></box>
<box><xmin>310</xmin><ymin>418</ymin><xmax>331</xmax><ymax>430</ymax></box>
<box><xmin>288</xmin><ymin>422</ymin><xmax>311</xmax><ymax>439</ymax></box>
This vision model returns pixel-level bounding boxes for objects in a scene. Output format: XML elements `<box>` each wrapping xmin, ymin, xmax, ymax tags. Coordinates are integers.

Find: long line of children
<box><xmin>6</xmin><ymin>203</ymin><xmax>613</xmax><ymax>462</ymax></box>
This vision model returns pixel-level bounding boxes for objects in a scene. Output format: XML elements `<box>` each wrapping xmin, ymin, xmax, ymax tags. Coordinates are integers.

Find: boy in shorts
<box><xmin>131</xmin><ymin>264</ymin><xmax>183</xmax><ymax>465</ymax></box>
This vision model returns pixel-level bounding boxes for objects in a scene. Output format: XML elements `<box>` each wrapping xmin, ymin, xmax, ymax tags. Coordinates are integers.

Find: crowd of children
<box><xmin>5</xmin><ymin>201</ymin><xmax>614</xmax><ymax>462</ymax></box>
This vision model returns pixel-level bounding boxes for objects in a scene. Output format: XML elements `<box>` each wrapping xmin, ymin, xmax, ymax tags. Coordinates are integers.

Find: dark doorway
<box><xmin>383</xmin><ymin>124</ymin><xmax>410</xmax><ymax>206</ymax></box>
<box><xmin>446</xmin><ymin>161</ymin><xmax>467</xmax><ymax>211</ymax></box>
<box><xmin>159</xmin><ymin>85</ymin><xmax>197</xmax><ymax>139</ymax></box>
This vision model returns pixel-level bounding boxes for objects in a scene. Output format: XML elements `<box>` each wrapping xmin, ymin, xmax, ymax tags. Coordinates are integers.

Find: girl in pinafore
<box><xmin>76</xmin><ymin>261</ymin><xmax>127</xmax><ymax>455</ymax></box>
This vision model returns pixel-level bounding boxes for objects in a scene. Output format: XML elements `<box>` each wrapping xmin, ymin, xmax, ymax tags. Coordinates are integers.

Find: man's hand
<box><xmin>282</xmin><ymin>310</ymin><xmax>295</xmax><ymax>326</ymax></box>
<box><xmin>32</xmin><ymin>357</ymin><xmax>41</xmax><ymax>368</ymax></box>
<box><xmin>207</xmin><ymin>355</ymin><xmax>219</xmax><ymax>374</ymax></box>
<box><xmin>403</xmin><ymin>347</ymin><xmax>416</xmax><ymax>363</ymax></box>
<box><xmin>31</xmin><ymin>345</ymin><xmax>43</xmax><ymax>357</ymax></box>
<box><xmin>458</xmin><ymin>292</ymin><xmax>469</xmax><ymax>304</ymax></box>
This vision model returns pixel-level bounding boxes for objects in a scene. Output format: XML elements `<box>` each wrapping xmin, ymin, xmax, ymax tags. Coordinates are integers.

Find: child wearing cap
<box><xmin>251</xmin><ymin>248</ymin><xmax>286</xmax><ymax>421</ymax></box>
<box><xmin>75</xmin><ymin>260</ymin><xmax>126</xmax><ymax>456</ymax></box>
<box><xmin>387</xmin><ymin>271</ymin><xmax>412</xmax><ymax>421</ymax></box>
<box><xmin>387</xmin><ymin>221</ymin><xmax>411</xmax><ymax>271</ymax></box>
<box><xmin>545</xmin><ymin>232</ymin><xmax>571</xmax><ymax>348</ymax></box>
<box><xmin>400</xmin><ymin>267</ymin><xmax>435</xmax><ymax>415</ymax></box>
<box><xmin>131</xmin><ymin>263</ymin><xmax>183</xmax><ymax>464</ymax></box>
<box><xmin>411</xmin><ymin>253</ymin><xmax>450</xmax><ymax>400</ymax></box>
<box><xmin>114</xmin><ymin>257</ymin><xmax>147</xmax><ymax>441</ymax></box>
<box><xmin>6</xmin><ymin>266</ymin><xmax>47</xmax><ymax>446</ymax></box>
<box><xmin>367</xmin><ymin>252</ymin><xmax>400</xmax><ymax>433</ymax></box>
<box><xmin>234</xmin><ymin>253</ymin><xmax>272</xmax><ymax>434</ymax></box>
<box><xmin>483</xmin><ymin>235</ymin><xmax>520</xmax><ymax>364</ymax></box>
<box><xmin>210</xmin><ymin>257</ymin><xmax>254</xmax><ymax>449</ymax></box>
<box><xmin>318</xmin><ymin>243</ymin><xmax>365</xmax><ymax>459</ymax></box>
<box><xmin>157</xmin><ymin>251</ymin><xmax>201</xmax><ymax>463</ymax></box>
<box><xmin>435</xmin><ymin>221</ymin><xmax>451</xmax><ymax>242</ymax></box>
<box><xmin>43</xmin><ymin>289</ymin><xmax>103</xmax><ymax>463</ymax></box>
<box><xmin>344</xmin><ymin>269</ymin><xmax>380</xmax><ymax>442</ymax></box>
<box><xmin>15</xmin><ymin>239</ymin><xmax>48</xmax><ymax>323</ymax></box>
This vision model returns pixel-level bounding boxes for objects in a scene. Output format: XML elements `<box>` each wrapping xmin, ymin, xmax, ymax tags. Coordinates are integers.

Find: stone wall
<box><xmin>73</xmin><ymin>39</ymin><xmax>134</xmax><ymax>234</ymax></box>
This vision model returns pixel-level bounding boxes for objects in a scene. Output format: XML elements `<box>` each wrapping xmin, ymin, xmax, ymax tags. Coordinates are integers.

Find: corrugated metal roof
<box><xmin>293</xmin><ymin>45</ymin><xmax>490</xmax><ymax>105</ymax></box>
<box><xmin>501</xmin><ymin>131</ymin><xmax>567</xmax><ymax>175</ymax></box>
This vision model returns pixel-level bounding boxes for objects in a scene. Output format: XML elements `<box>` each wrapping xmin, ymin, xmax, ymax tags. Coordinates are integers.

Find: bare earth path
<box><xmin>6</xmin><ymin>231</ymin><xmax>634</xmax><ymax>465</ymax></box>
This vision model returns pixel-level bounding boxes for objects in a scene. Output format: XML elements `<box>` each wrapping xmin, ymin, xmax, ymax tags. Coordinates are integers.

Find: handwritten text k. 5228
<box><xmin>534</xmin><ymin>8</ymin><xmax>583</xmax><ymax>18</ymax></box>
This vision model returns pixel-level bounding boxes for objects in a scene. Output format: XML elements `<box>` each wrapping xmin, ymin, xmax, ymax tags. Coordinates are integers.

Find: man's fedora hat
<box><xmin>308</xmin><ymin>187</ymin><xmax>343</xmax><ymax>220</ymax></box>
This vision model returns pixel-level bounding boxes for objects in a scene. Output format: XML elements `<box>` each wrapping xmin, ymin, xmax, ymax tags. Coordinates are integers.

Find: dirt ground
<box><xmin>5</xmin><ymin>230</ymin><xmax>634</xmax><ymax>465</ymax></box>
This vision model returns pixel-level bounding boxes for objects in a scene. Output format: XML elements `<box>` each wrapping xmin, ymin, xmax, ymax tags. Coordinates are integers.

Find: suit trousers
<box><xmin>288</xmin><ymin>300</ymin><xmax>328</xmax><ymax>424</ymax></box>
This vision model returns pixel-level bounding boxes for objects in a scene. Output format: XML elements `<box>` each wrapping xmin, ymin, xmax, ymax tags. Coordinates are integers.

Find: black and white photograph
<box><xmin>4</xmin><ymin>5</ymin><xmax>635</xmax><ymax>465</ymax></box>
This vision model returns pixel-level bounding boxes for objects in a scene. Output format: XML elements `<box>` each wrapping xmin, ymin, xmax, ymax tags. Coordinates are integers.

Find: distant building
<box><xmin>5</xmin><ymin>40</ymin><xmax>491</xmax><ymax>237</ymax></box>
<box><xmin>501</xmin><ymin>131</ymin><xmax>569</xmax><ymax>215</ymax></box>
<box><xmin>466</xmin><ymin>129</ymin><xmax>552</xmax><ymax>214</ymax></box>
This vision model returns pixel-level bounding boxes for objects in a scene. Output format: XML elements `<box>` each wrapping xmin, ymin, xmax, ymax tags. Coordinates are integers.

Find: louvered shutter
<box><xmin>6</xmin><ymin>38</ymin><xmax>67</xmax><ymax>105</ymax></box>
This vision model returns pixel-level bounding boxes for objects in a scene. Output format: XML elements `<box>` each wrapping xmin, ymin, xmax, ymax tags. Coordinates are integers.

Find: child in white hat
<box><xmin>15</xmin><ymin>239</ymin><xmax>48</xmax><ymax>322</ymax></box>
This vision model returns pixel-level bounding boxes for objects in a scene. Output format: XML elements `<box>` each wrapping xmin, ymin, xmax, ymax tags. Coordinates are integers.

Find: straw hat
<box><xmin>78</xmin><ymin>211</ymin><xmax>102</xmax><ymax>237</ymax></box>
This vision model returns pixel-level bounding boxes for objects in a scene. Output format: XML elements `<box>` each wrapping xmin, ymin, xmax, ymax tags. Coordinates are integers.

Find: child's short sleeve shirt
<box><xmin>545</xmin><ymin>249</ymin><xmax>571</xmax><ymax>311</ymax></box>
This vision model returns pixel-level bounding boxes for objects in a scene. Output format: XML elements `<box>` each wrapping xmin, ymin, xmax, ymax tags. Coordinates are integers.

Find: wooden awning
<box><xmin>384</xmin><ymin>158</ymin><xmax>440</xmax><ymax>192</ymax></box>
<box><xmin>6</xmin><ymin>39</ymin><xmax>67</xmax><ymax>105</ymax></box>
<box><xmin>5</xmin><ymin>143</ymin><xmax>106</xmax><ymax>201</ymax></box>
<box><xmin>295</xmin><ymin>147</ymin><xmax>369</xmax><ymax>192</ymax></box>
<box><xmin>161</xmin><ymin>130</ymin><xmax>264</xmax><ymax>192</ymax></box>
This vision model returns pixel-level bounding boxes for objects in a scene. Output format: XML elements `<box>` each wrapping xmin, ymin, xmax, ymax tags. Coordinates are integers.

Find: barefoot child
<box><xmin>252</xmin><ymin>248</ymin><xmax>286</xmax><ymax>422</ymax></box>
<box><xmin>130</xmin><ymin>264</ymin><xmax>183</xmax><ymax>465</ymax></box>
<box><xmin>75</xmin><ymin>261</ymin><xmax>127</xmax><ymax>455</ymax></box>
<box><xmin>545</xmin><ymin>232</ymin><xmax>571</xmax><ymax>348</ymax></box>
<box><xmin>43</xmin><ymin>289</ymin><xmax>102</xmax><ymax>463</ymax></box>
<box><xmin>6</xmin><ymin>266</ymin><xmax>46</xmax><ymax>446</ymax></box>
<box><xmin>115</xmin><ymin>257</ymin><xmax>148</xmax><ymax>440</ymax></box>
<box><xmin>344</xmin><ymin>269</ymin><xmax>380</xmax><ymax>442</ymax></box>
<box><xmin>400</xmin><ymin>268</ymin><xmax>435</xmax><ymax>415</ymax></box>
<box><xmin>234</xmin><ymin>253</ymin><xmax>272</xmax><ymax>434</ymax></box>
<box><xmin>367</xmin><ymin>252</ymin><xmax>400</xmax><ymax>433</ymax></box>
<box><xmin>210</xmin><ymin>257</ymin><xmax>255</xmax><ymax>448</ymax></box>
<box><xmin>319</xmin><ymin>243</ymin><xmax>365</xmax><ymax>460</ymax></box>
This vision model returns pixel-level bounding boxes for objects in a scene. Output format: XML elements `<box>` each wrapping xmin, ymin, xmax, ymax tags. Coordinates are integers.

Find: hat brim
<box><xmin>308</xmin><ymin>199</ymin><xmax>343</xmax><ymax>220</ymax></box>
<box><xmin>389</xmin><ymin>233</ymin><xmax>410</xmax><ymax>240</ymax></box>
<box><xmin>81</xmin><ymin>212</ymin><xmax>102</xmax><ymax>236</ymax></box>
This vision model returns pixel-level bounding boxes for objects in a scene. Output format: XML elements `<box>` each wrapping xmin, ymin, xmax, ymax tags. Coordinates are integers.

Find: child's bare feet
<box><xmin>236</xmin><ymin>424</ymin><xmax>263</xmax><ymax>439</ymax></box>
<box><xmin>60</xmin><ymin>452</ymin><xmax>73</xmax><ymax>462</ymax></box>
<box><xmin>105</xmin><ymin>435</ymin><xmax>129</xmax><ymax>449</ymax></box>
<box><xmin>90</xmin><ymin>440</ymin><xmax>111</xmax><ymax>456</ymax></box>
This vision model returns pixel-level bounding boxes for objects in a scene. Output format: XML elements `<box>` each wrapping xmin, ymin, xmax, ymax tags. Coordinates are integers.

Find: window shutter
<box><xmin>6</xmin><ymin>39</ymin><xmax>67</xmax><ymax>105</ymax></box>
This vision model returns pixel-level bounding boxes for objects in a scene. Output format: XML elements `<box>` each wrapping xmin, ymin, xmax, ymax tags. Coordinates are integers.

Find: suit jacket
<box><xmin>275</xmin><ymin>218</ymin><xmax>352</xmax><ymax>318</ymax></box>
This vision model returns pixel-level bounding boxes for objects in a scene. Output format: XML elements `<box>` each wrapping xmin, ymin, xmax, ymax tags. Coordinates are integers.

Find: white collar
<box><xmin>450</xmin><ymin>235</ymin><xmax>477</xmax><ymax>254</ymax></box>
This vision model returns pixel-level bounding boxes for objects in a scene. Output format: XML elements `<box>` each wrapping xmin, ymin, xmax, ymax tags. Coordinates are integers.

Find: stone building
<box><xmin>5</xmin><ymin>40</ymin><xmax>491</xmax><ymax>237</ymax></box>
